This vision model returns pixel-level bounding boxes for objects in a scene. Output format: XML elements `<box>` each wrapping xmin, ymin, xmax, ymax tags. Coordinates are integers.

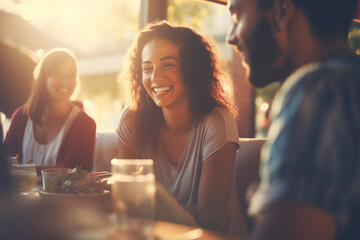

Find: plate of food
<box><xmin>39</xmin><ymin>167</ymin><xmax>112</xmax><ymax>204</ymax></box>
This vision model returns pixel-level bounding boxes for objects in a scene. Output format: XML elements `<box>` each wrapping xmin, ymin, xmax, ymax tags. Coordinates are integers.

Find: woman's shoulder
<box><xmin>11</xmin><ymin>106</ymin><xmax>27</xmax><ymax>122</ymax></box>
<box><xmin>72</xmin><ymin>106</ymin><xmax>96</xmax><ymax>129</ymax></box>
<box><xmin>198</xmin><ymin>106</ymin><xmax>238</xmax><ymax>135</ymax></box>
<box><xmin>119</xmin><ymin>106</ymin><xmax>137</xmax><ymax>122</ymax></box>
<box><xmin>212</xmin><ymin>106</ymin><xmax>235</xmax><ymax>118</ymax></box>
<box><xmin>116</xmin><ymin>106</ymin><xmax>138</xmax><ymax>143</ymax></box>
<box><xmin>203</xmin><ymin>106</ymin><xmax>236</xmax><ymax>125</ymax></box>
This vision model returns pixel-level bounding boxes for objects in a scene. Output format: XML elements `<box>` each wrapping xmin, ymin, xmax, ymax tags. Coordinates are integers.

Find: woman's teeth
<box><xmin>153</xmin><ymin>86</ymin><xmax>171</xmax><ymax>95</ymax></box>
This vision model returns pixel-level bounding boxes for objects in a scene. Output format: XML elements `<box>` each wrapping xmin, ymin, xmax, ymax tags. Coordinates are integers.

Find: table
<box><xmin>20</xmin><ymin>189</ymin><xmax>226</xmax><ymax>240</ymax></box>
<box><xmin>154</xmin><ymin>221</ymin><xmax>225</xmax><ymax>240</ymax></box>
<box><xmin>73</xmin><ymin>219</ymin><xmax>226</xmax><ymax>240</ymax></box>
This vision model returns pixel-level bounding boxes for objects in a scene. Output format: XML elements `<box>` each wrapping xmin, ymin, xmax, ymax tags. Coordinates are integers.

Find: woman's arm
<box><xmin>57</xmin><ymin>114</ymin><xmax>96</xmax><ymax>172</ymax></box>
<box><xmin>184</xmin><ymin>142</ymin><xmax>237</xmax><ymax>230</ymax></box>
<box><xmin>117</xmin><ymin>140</ymin><xmax>139</xmax><ymax>159</ymax></box>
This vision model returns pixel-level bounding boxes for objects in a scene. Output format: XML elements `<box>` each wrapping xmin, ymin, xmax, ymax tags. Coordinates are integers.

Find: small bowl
<box><xmin>41</xmin><ymin>168</ymin><xmax>72</xmax><ymax>191</ymax></box>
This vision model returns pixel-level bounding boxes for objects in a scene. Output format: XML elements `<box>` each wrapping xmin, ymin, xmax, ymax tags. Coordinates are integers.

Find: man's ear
<box><xmin>272</xmin><ymin>0</ymin><xmax>294</xmax><ymax>32</ymax></box>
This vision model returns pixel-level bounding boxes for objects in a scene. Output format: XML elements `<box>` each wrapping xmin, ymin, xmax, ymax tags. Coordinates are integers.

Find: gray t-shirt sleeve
<box><xmin>202</xmin><ymin>107</ymin><xmax>240</xmax><ymax>161</ymax></box>
<box><xmin>116</xmin><ymin>107</ymin><xmax>138</xmax><ymax>154</ymax></box>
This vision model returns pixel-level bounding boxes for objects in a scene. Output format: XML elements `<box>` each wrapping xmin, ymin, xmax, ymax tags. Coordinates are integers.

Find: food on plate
<box><xmin>72</xmin><ymin>172</ymin><xmax>111</xmax><ymax>194</ymax></box>
<box><xmin>47</xmin><ymin>166</ymin><xmax>111</xmax><ymax>194</ymax></box>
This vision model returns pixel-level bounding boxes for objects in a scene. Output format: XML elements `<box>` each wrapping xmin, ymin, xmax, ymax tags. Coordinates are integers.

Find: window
<box><xmin>0</xmin><ymin>0</ymin><xmax>141</xmax><ymax>132</ymax></box>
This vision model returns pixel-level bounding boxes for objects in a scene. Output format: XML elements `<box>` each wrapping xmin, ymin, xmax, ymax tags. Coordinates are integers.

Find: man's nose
<box><xmin>227</xmin><ymin>23</ymin><xmax>238</xmax><ymax>45</ymax></box>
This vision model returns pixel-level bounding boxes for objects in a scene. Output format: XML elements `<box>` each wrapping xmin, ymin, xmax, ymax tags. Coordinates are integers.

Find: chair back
<box><xmin>92</xmin><ymin>132</ymin><xmax>119</xmax><ymax>172</ymax></box>
<box><xmin>235</xmin><ymin>137</ymin><xmax>266</xmax><ymax>232</ymax></box>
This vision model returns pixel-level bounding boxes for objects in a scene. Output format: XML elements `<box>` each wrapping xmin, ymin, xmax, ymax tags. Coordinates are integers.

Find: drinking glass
<box><xmin>11</xmin><ymin>163</ymin><xmax>37</xmax><ymax>194</ymax></box>
<box><xmin>111</xmin><ymin>159</ymin><xmax>156</xmax><ymax>236</ymax></box>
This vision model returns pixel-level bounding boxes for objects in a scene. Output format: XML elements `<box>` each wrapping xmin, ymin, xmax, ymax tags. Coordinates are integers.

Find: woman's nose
<box><xmin>61</xmin><ymin>76</ymin><xmax>68</xmax><ymax>84</ymax></box>
<box><xmin>151</xmin><ymin>67</ymin><xmax>162</xmax><ymax>81</ymax></box>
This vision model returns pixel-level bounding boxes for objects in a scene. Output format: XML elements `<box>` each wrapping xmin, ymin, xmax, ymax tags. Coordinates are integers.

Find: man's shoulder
<box><xmin>322</xmin><ymin>53</ymin><xmax>360</xmax><ymax>69</ymax></box>
<box><xmin>307</xmin><ymin>53</ymin><xmax>360</xmax><ymax>79</ymax></box>
<box><xmin>285</xmin><ymin>53</ymin><xmax>360</xmax><ymax>96</ymax></box>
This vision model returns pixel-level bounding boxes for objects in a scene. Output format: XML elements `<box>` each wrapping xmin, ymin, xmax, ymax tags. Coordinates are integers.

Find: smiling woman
<box><xmin>116</xmin><ymin>21</ymin><xmax>248</xmax><ymax>236</ymax></box>
<box><xmin>0</xmin><ymin>0</ymin><xmax>142</xmax><ymax>132</ymax></box>
<box><xmin>3</xmin><ymin>48</ymin><xmax>96</xmax><ymax>174</ymax></box>
<box><xmin>141</xmin><ymin>38</ymin><xmax>187</xmax><ymax>110</ymax></box>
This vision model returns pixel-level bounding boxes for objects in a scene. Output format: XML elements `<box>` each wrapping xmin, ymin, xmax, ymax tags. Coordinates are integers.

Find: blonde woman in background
<box><xmin>4</xmin><ymin>48</ymin><xmax>96</xmax><ymax>173</ymax></box>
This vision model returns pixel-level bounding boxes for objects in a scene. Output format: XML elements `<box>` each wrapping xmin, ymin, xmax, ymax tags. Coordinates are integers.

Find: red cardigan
<box><xmin>3</xmin><ymin>106</ymin><xmax>96</xmax><ymax>172</ymax></box>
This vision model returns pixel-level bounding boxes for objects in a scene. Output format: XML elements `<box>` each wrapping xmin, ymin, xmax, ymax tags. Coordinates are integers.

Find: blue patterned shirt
<box><xmin>249</xmin><ymin>52</ymin><xmax>360</xmax><ymax>239</ymax></box>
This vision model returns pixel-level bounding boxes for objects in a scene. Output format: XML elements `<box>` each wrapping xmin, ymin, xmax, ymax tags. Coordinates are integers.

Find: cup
<box><xmin>41</xmin><ymin>168</ymin><xmax>72</xmax><ymax>191</ymax></box>
<box><xmin>111</xmin><ymin>159</ymin><xmax>156</xmax><ymax>236</ymax></box>
<box><xmin>11</xmin><ymin>163</ymin><xmax>37</xmax><ymax>194</ymax></box>
<box><xmin>6</xmin><ymin>156</ymin><xmax>18</xmax><ymax>165</ymax></box>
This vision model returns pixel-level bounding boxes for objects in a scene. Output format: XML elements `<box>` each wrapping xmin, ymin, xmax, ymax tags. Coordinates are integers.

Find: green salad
<box><xmin>48</xmin><ymin>166</ymin><xmax>89</xmax><ymax>193</ymax></box>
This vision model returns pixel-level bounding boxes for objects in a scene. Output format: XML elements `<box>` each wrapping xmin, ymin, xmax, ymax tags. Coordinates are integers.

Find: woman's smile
<box><xmin>142</xmin><ymin>38</ymin><xmax>188</xmax><ymax>109</ymax></box>
<box><xmin>152</xmin><ymin>85</ymin><xmax>172</xmax><ymax>95</ymax></box>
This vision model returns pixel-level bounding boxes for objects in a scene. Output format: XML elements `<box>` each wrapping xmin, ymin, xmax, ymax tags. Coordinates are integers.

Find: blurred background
<box><xmin>1</xmin><ymin>0</ymin><xmax>359</xmax><ymax>137</ymax></box>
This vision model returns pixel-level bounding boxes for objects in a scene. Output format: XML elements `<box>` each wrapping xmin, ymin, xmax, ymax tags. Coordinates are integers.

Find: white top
<box><xmin>22</xmin><ymin>106</ymin><xmax>80</xmax><ymax>166</ymax></box>
<box><xmin>118</xmin><ymin>107</ymin><xmax>248</xmax><ymax>234</ymax></box>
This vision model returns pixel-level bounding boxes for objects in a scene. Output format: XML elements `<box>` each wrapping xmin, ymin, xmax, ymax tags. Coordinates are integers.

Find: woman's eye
<box><xmin>142</xmin><ymin>67</ymin><xmax>153</xmax><ymax>73</ymax></box>
<box><xmin>162</xmin><ymin>63</ymin><xmax>174</xmax><ymax>69</ymax></box>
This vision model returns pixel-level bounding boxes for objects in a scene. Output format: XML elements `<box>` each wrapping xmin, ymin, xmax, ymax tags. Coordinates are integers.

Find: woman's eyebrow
<box><xmin>142</xmin><ymin>56</ymin><xmax>178</xmax><ymax>64</ymax></box>
<box><xmin>160</xmin><ymin>56</ymin><xmax>178</xmax><ymax>62</ymax></box>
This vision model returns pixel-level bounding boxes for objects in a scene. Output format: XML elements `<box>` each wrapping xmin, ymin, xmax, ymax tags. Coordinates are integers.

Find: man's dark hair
<box><xmin>257</xmin><ymin>0</ymin><xmax>358</xmax><ymax>40</ymax></box>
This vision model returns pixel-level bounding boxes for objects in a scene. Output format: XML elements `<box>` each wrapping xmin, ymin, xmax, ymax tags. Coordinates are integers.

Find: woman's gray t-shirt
<box><xmin>117</xmin><ymin>106</ymin><xmax>247</xmax><ymax>234</ymax></box>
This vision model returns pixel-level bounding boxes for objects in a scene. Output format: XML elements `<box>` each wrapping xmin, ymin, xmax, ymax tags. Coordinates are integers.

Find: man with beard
<box><xmin>226</xmin><ymin>0</ymin><xmax>360</xmax><ymax>239</ymax></box>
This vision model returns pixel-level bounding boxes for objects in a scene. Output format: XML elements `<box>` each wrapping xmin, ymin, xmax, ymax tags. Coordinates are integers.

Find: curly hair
<box><xmin>121</xmin><ymin>21</ymin><xmax>235</xmax><ymax>152</ymax></box>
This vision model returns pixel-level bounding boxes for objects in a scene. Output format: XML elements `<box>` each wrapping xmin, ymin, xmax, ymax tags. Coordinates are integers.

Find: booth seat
<box><xmin>92</xmin><ymin>132</ymin><xmax>119</xmax><ymax>172</ymax></box>
<box><xmin>235</xmin><ymin>137</ymin><xmax>267</xmax><ymax>232</ymax></box>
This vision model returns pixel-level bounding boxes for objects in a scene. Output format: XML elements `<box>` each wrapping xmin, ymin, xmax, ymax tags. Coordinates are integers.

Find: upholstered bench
<box><xmin>92</xmin><ymin>132</ymin><xmax>119</xmax><ymax>172</ymax></box>
<box><xmin>236</xmin><ymin>138</ymin><xmax>267</xmax><ymax>232</ymax></box>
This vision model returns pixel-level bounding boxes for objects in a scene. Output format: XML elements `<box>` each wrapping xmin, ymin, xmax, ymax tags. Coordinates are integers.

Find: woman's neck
<box><xmin>43</xmin><ymin>101</ymin><xmax>73</xmax><ymax>118</ymax></box>
<box><xmin>162</xmin><ymin>104</ymin><xmax>192</xmax><ymax>134</ymax></box>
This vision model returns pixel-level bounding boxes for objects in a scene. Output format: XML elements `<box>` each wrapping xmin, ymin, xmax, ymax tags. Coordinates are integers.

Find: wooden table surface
<box><xmin>153</xmin><ymin>220</ymin><xmax>225</xmax><ymax>240</ymax></box>
<box><xmin>24</xmin><ymin>190</ymin><xmax>227</xmax><ymax>240</ymax></box>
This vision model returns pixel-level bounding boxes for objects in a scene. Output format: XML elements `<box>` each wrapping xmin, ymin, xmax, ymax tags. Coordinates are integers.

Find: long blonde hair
<box><xmin>24</xmin><ymin>48</ymin><xmax>79</xmax><ymax>125</ymax></box>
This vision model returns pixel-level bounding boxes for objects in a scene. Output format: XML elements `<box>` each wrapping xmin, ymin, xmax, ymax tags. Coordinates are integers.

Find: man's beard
<box><xmin>243</xmin><ymin>15</ymin><xmax>292</xmax><ymax>88</ymax></box>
